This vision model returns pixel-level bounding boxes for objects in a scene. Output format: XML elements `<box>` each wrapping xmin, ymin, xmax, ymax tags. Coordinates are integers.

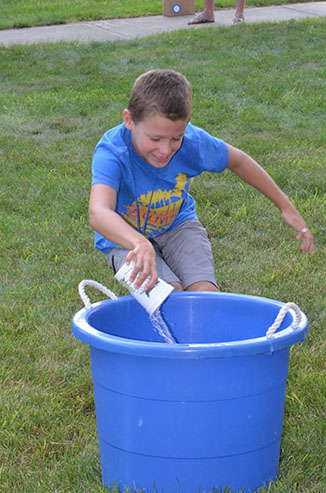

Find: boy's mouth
<box><xmin>152</xmin><ymin>153</ymin><xmax>172</xmax><ymax>164</ymax></box>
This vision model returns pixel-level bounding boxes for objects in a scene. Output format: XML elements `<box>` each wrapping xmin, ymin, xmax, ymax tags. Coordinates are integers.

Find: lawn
<box><xmin>1</xmin><ymin>15</ymin><xmax>326</xmax><ymax>493</ymax></box>
<box><xmin>0</xmin><ymin>0</ymin><xmax>321</xmax><ymax>29</ymax></box>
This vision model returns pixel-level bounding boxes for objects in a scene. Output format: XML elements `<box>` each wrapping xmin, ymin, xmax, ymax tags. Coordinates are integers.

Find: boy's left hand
<box><xmin>281</xmin><ymin>208</ymin><xmax>314</xmax><ymax>255</ymax></box>
<box><xmin>282</xmin><ymin>204</ymin><xmax>315</xmax><ymax>255</ymax></box>
<box><xmin>296</xmin><ymin>227</ymin><xmax>314</xmax><ymax>256</ymax></box>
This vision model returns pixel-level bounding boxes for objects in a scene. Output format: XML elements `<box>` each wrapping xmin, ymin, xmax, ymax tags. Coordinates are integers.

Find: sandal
<box><xmin>232</xmin><ymin>13</ymin><xmax>244</xmax><ymax>25</ymax></box>
<box><xmin>188</xmin><ymin>12</ymin><xmax>215</xmax><ymax>25</ymax></box>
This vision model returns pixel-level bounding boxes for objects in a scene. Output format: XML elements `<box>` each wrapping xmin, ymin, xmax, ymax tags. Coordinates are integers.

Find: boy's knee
<box><xmin>170</xmin><ymin>282</ymin><xmax>183</xmax><ymax>291</ymax></box>
<box><xmin>185</xmin><ymin>281</ymin><xmax>219</xmax><ymax>292</ymax></box>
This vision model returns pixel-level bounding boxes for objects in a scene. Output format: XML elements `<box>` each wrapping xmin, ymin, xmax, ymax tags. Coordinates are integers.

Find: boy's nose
<box><xmin>159</xmin><ymin>141</ymin><xmax>171</xmax><ymax>155</ymax></box>
<box><xmin>159</xmin><ymin>140</ymin><xmax>175</xmax><ymax>156</ymax></box>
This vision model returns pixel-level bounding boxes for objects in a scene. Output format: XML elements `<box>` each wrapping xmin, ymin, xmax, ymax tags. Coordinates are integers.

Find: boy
<box><xmin>89</xmin><ymin>69</ymin><xmax>314</xmax><ymax>292</ymax></box>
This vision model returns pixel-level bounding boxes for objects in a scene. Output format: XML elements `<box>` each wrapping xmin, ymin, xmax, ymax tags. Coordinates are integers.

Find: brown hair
<box><xmin>127</xmin><ymin>69</ymin><xmax>192</xmax><ymax>123</ymax></box>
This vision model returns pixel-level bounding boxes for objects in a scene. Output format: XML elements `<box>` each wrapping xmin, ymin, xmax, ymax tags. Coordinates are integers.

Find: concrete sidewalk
<box><xmin>0</xmin><ymin>2</ymin><xmax>325</xmax><ymax>46</ymax></box>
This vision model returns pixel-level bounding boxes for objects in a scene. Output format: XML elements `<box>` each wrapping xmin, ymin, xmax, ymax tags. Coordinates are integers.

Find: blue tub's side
<box><xmin>100</xmin><ymin>440</ymin><xmax>281</xmax><ymax>493</ymax></box>
<box><xmin>91</xmin><ymin>346</ymin><xmax>290</xmax><ymax>458</ymax></box>
<box><xmin>90</xmin><ymin>345</ymin><xmax>289</xmax><ymax>492</ymax></box>
<box><xmin>89</xmin><ymin>340</ymin><xmax>291</xmax><ymax>401</ymax></box>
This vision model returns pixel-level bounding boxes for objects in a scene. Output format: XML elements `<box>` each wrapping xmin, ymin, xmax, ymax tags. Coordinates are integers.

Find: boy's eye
<box><xmin>149</xmin><ymin>136</ymin><xmax>183</xmax><ymax>142</ymax></box>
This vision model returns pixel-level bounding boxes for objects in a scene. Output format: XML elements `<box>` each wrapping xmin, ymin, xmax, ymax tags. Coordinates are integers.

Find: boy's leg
<box><xmin>153</xmin><ymin>220</ymin><xmax>218</xmax><ymax>291</ymax></box>
<box><xmin>106</xmin><ymin>245</ymin><xmax>183</xmax><ymax>290</ymax></box>
<box><xmin>185</xmin><ymin>280</ymin><xmax>218</xmax><ymax>291</ymax></box>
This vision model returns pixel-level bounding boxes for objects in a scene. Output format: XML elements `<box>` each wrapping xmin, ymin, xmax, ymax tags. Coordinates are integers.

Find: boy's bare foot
<box><xmin>188</xmin><ymin>12</ymin><xmax>215</xmax><ymax>25</ymax></box>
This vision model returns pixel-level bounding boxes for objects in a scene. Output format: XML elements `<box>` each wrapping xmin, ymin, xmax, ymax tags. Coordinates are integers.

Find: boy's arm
<box><xmin>89</xmin><ymin>183</ymin><xmax>159</xmax><ymax>289</ymax></box>
<box><xmin>226</xmin><ymin>144</ymin><xmax>314</xmax><ymax>255</ymax></box>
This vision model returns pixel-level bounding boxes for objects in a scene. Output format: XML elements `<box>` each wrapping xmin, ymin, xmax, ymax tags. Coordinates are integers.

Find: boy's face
<box><xmin>123</xmin><ymin>110</ymin><xmax>188</xmax><ymax>168</ymax></box>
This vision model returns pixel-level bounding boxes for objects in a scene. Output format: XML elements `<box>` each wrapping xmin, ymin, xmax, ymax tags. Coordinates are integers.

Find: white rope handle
<box><xmin>266</xmin><ymin>302</ymin><xmax>302</xmax><ymax>338</ymax></box>
<box><xmin>78</xmin><ymin>280</ymin><xmax>118</xmax><ymax>308</ymax></box>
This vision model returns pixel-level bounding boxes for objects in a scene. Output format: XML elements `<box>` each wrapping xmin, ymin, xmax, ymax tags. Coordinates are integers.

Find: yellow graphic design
<box><xmin>122</xmin><ymin>173</ymin><xmax>194</xmax><ymax>236</ymax></box>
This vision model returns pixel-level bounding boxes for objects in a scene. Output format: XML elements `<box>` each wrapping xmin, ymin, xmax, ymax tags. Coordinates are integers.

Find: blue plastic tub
<box><xmin>71</xmin><ymin>291</ymin><xmax>308</xmax><ymax>493</ymax></box>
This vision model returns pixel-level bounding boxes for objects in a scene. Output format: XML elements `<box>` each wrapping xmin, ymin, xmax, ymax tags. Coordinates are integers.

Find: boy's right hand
<box><xmin>126</xmin><ymin>240</ymin><xmax>158</xmax><ymax>290</ymax></box>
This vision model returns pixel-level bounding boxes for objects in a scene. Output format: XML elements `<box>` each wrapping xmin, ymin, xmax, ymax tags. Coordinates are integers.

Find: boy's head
<box><xmin>127</xmin><ymin>69</ymin><xmax>192</xmax><ymax>123</ymax></box>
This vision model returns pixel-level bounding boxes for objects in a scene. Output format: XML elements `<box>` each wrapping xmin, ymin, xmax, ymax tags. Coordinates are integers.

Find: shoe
<box><xmin>232</xmin><ymin>13</ymin><xmax>244</xmax><ymax>25</ymax></box>
<box><xmin>188</xmin><ymin>12</ymin><xmax>215</xmax><ymax>25</ymax></box>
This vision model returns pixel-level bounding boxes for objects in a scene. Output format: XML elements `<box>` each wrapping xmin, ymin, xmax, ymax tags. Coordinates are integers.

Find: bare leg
<box><xmin>235</xmin><ymin>0</ymin><xmax>245</xmax><ymax>15</ymax></box>
<box><xmin>232</xmin><ymin>0</ymin><xmax>245</xmax><ymax>24</ymax></box>
<box><xmin>188</xmin><ymin>0</ymin><xmax>215</xmax><ymax>24</ymax></box>
<box><xmin>170</xmin><ymin>281</ymin><xmax>183</xmax><ymax>291</ymax></box>
<box><xmin>185</xmin><ymin>281</ymin><xmax>219</xmax><ymax>292</ymax></box>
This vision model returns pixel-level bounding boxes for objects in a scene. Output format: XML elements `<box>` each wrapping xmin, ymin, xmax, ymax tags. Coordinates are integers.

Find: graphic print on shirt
<box><xmin>121</xmin><ymin>173</ymin><xmax>194</xmax><ymax>237</ymax></box>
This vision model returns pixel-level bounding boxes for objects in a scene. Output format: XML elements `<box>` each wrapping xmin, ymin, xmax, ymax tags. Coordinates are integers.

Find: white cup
<box><xmin>115</xmin><ymin>262</ymin><xmax>174</xmax><ymax>316</ymax></box>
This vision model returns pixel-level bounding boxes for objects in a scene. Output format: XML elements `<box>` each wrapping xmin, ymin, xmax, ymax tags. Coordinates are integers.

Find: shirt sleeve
<box><xmin>91</xmin><ymin>142</ymin><xmax>122</xmax><ymax>192</ymax></box>
<box><xmin>197</xmin><ymin>127</ymin><xmax>229</xmax><ymax>173</ymax></box>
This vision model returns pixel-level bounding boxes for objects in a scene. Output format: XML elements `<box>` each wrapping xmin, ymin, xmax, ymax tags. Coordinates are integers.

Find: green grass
<box><xmin>1</xmin><ymin>17</ymin><xmax>326</xmax><ymax>493</ymax></box>
<box><xmin>0</xmin><ymin>0</ymin><xmax>320</xmax><ymax>30</ymax></box>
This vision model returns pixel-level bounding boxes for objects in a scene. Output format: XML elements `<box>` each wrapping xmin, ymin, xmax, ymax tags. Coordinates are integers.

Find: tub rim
<box><xmin>71</xmin><ymin>292</ymin><xmax>308</xmax><ymax>358</ymax></box>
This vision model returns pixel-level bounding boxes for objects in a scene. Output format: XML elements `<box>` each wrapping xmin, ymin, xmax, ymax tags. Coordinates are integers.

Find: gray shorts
<box><xmin>106</xmin><ymin>220</ymin><xmax>217</xmax><ymax>289</ymax></box>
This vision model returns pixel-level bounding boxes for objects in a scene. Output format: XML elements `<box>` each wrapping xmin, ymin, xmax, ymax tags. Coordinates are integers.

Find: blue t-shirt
<box><xmin>92</xmin><ymin>122</ymin><xmax>229</xmax><ymax>253</ymax></box>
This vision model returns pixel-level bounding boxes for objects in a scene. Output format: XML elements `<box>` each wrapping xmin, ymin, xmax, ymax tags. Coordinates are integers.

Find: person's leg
<box><xmin>235</xmin><ymin>0</ymin><xmax>245</xmax><ymax>15</ymax></box>
<box><xmin>188</xmin><ymin>0</ymin><xmax>215</xmax><ymax>24</ymax></box>
<box><xmin>170</xmin><ymin>282</ymin><xmax>183</xmax><ymax>291</ymax></box>
<box><xmin>186</xmin><ymin>280</ymin><xmax>218</xmax><ymax>291</ymax></box>
<box><xmin>232</xmin><ymin>0</ymin><xmax>245</xmax><ymax>24</ymax></box>
<box><xmin>154</xmin><ymin>220</ymin><xmax>219</xmax><ymax>291</ymax></box>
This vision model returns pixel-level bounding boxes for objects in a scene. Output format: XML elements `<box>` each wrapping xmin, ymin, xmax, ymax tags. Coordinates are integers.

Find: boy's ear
<box><xmin>123</xmin><ymin>109</ymin><xmax>134</xmax><ymax>130</ymax></box>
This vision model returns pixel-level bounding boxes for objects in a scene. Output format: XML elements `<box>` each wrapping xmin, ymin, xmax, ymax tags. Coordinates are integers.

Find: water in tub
<box><xmin>150</xmin><ymin>308</ymin><xmax>177</xmax><ymax>344</ymax></box>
